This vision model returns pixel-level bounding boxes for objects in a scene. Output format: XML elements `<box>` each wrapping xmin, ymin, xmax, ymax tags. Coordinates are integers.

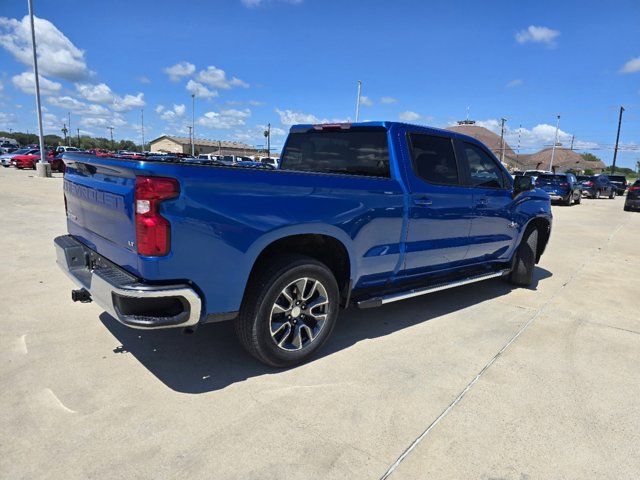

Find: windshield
<box><xmin>536</xmin><ymin>174</ymin><xmax>564</xmax><ymax>182</ymax></box>
<box><xmin>608</xmin><ymin>175</ymin><xmax>626</xmax><ymax>182</ymax></box>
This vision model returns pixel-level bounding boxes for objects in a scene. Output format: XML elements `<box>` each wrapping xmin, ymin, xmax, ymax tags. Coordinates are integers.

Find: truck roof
<box><xmin>289</xmin><ymin>121</ymin><xmax>487</xmax><ymax>147</ymax></box>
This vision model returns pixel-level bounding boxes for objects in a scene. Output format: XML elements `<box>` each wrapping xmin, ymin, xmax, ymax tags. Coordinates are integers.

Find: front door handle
<box><xmin>413</xmin><ymin>197</ymin><xmax>433</xmax><ymax>207</ymax></box>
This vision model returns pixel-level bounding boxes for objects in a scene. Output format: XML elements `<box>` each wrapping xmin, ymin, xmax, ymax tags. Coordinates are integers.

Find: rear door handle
<box><xmin>413</xmin><ymin>197</ymin><xmax>433</xmax><ymax>207</ymax></box>
<box><xmin>476</xmin><ymin>198</ymin><xmax>488</xmax><ymax>207</ymax></box>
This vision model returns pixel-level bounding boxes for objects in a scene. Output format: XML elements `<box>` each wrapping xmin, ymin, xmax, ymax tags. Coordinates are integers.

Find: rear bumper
<box><xmin>54</xmin><ymin>235</ymin><xmax>202</xmax><ymax>329</ymax></box>
<box><xmin>625</xmin><ymin>198</ymin><xmax>640</xmax><ymax>209</ymax></box>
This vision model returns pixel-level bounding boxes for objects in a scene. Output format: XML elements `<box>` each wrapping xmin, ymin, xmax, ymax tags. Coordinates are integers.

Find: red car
<box><xmin>12</xmin><ymin>151</ymin><xmax>64</xmax><ymax>172</ymax></box>
<box><xmin>88</xmin><ymin>149</ymin><xmax>112</xmax><ymax>158</ymax></box>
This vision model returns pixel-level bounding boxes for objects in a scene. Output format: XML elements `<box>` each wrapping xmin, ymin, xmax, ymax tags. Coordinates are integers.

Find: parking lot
<box><xmin>1</xmin><ymin>166</ymin><xmax>639</xmax><ymax>479</ymax></box>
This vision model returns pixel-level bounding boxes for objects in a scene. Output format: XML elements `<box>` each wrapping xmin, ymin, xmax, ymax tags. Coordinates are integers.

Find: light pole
<box><xmin>355</xmin><ymin>80</ymin><xmax>362</xmax><ymax>122</ymax></box>
<box><xmin>549</xmin><ymin>114</ymin><xmax>561</xmax><ymax>172</ymax></box>
<box><xmin>67</xmin><ymin>111</ymin><xmax>71</xmax><ymax>146</ymax></box>
<box><xmin>499</xmin><ymin>118</ymin><xmax>505</xmax><ymax>162</ymax></box>
<box><xmin>27</xmin><ymin>0</ymin><xmax>50</xmax><ymax>177</ymax></box>
<box><xmin>264</xmin><ymin>123</ymin><xmax>271</xmax><ymax>159</ymax></box>
<box><xmin>77</xmin><ymin>128</ymin><xmax>80</xmax><ymax>146</ymax></box>
<box><xmin>187</xmin><ymin>126</ymin><xmax>193</xmax><ymax>155</ymax></box>
<box><xmin>611</xmin><ymin>106</ymin><xmax>625</xmax><ymax>174</ymax></box>
<box><xmin>108</xmin><ymin>126</ymin><xmax>114</xmax><ymax>151</ymax></box>
<box><xmin>141</xmin><ymin>108</ymin><xmax>145</xmax><ymax>152</ymax></box>
<box><xmin>191</xmin><ymin>93</ymin><xmax>195</xmax><ymax>156</ymax></box>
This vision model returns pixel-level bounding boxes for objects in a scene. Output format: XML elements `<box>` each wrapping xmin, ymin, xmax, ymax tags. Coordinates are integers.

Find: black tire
<box><xmin>609</xmin><ymin>190</ymin><xmax>615</xmax><ymax>199</ymax></box>
<box><xmin>624</xmin><ymin>206</ymin><xmax>631</xmax><ymax>212</ymax></box>
<box><xmin>508</xmin><ymin>226</ymin><xmax>538</xmax><ymax>287</ymax></box>
<box><xmin>563</xmin><ymin>194</ymin><xmax>572</xmax><ymax>206</ymax></box>
<box><xmin>235</xmin><ymin>254</ymin><xmax>340</xmax><ymax>368</ymax></box>
<box><xmin>575</xmin><ymin>193</ymin><xmax>581</xmax><ymax>204</ymax></box>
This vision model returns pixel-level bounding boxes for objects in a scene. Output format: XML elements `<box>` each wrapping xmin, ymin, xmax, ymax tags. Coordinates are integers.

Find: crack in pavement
<box><xmin>379</xmin><ymin>219</ymin><xmax>629</xmax><ymax>480</ymax></box>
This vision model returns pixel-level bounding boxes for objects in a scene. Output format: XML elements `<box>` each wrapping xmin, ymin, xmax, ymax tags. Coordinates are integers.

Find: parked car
<box><xmin>0</xmin><ymin>141</ymin><xmax>19</xmax><ymax>154</ymax></box>
<box><xmin>87</xmin><ymin>149</ymin><xmax>112</xmax><ymax>157</ymax></box>
<box><xmin>55</xmin><ymin>121</ymin><xmax>552</xmax><ymax>367</ymax></box>
<box><xmin>12</xmin><ymin>150</ymin><xmax>64</xmax><ymax>171</ymax></box>
<box><xmin>535</xmin><ymin>173</ymin><xmax>582</xmax><ymax>205</ymax></box>
<box><xmin>1</xmin><ymin>147</ymin><xmax>39</xmax><ymax>167</ymax></box>
<box><xmin>260</xmin><ymin>157</ymin><xmax>279</xmax><ymax>168</ymax></box>
<box><xmin>623</xmin><ymin>180</ymin><xmax>640</xmax><ymax>211</ymax></box>
<box><xmin>580</xmin><ymin>175</ymin><xmax>616</xmax><ymax>199</ymax></box>
<box><xmin>524</xmin><ymin>170</ymin><xmax>552</xmax><ymax>182</ymax></box>
<box><xmin>607</xmin><ymin>175</ymin><xmax>628</xmax><ymax>196</ymax></box>
<box><xmin>55</xmin><ymin>146</ymin><xmax>80</xmax><ymax>154</ymax></box>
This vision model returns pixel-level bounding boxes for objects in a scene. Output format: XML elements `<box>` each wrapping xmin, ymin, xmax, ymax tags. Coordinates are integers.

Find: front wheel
<box><xmin>575</xmin><ymin>192</ymin><xmax>581</xmax><ymax>204</ymax></box>
<box><xmin>235</xmin><ymin>255</ymin><xmax>340</xmax><ymax>367</ymax></box>
<box><xmin>507</xmin><ymin>226</ymin><xmax>538</xmax><ymax>287</ymax></box>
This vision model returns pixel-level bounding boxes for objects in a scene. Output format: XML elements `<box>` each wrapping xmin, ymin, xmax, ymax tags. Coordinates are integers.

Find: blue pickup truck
<box><xmin>55</xmin><ymin>122</ymin><xmax>552</xmax><ymax>367</ymax></box>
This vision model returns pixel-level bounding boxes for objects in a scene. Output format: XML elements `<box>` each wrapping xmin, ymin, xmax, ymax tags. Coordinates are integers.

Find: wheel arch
<box><xmin>245</xmin><ymin>227</ymin><xmax>355</xmax><ymax>306</ymax></box>
<box><xmin>523</xmin><ymin>216</ymin><xmax>551</xmax><ymax>263</ymax></box>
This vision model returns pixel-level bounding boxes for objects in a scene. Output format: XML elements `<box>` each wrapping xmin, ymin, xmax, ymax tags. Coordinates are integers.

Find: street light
<box><xmin>191</xmin><ymin>93</ymin><xmax>195</xmax><ymax>156</ymax></box>
<box><xmin>263</xmin><ymin>123</ymin><xmax>271</xmax><ymax>159</ymax></box>
<box><xmin>549</xmin><ymin>114</ymin><xmax>561</xmax><ymax>172</ymax></box>
<box><xmin>27</xmin><ymin>0</ymin><xmax>50</xmax><ymax>177</ymax></box>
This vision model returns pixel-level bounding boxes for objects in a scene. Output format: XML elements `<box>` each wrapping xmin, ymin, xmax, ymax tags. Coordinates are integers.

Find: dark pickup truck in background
<box><xmin>56</xmin><ymin>122</ymin><xmax>552</xmax><ymax>367</ymax></box>
<box><xmin>608</xmin><ymin>175</ymin><xmax>628</xmax><ymax>196</ymax></box>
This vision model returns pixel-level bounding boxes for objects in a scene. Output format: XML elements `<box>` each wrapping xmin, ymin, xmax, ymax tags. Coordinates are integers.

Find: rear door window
<box><xmin>280</xmin><ymin>129</ymin><xmax>390</xmax><ymax>177</ymax></box>
<box><xmin>408</xmin><ymin>133</ymin><xmax>460</xmax><ymax>185</ymax></box>
<box><xmin>462</xmin><ymin>143</ymin><xmax>507</xmax><ymax>189</ymax></box>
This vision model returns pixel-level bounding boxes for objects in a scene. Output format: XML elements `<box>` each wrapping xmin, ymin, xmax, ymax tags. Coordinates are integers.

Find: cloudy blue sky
<box><xmin>0</xmin><ymin>0</ymin><xmax>639</xmax><ymax>167</ymax></box>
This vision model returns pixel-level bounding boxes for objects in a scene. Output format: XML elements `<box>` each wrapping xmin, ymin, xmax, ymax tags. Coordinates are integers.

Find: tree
<box><xmin>580</xmin><ymin>152</ymin><xmax>602</xmax><ymax>163</ymax></box>
<box><xmin>583</xmin><ymin>168</ymin><xmax>595</xmax><ymax>176</ymax></box>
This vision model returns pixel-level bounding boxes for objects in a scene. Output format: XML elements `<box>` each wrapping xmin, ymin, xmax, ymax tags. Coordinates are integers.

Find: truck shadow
<box><xmin>100</xmin><ymin>267</ymin><xmax>552</xmax><ymax>394</ymax></box>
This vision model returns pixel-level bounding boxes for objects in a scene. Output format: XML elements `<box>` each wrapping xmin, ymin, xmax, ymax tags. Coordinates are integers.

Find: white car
<box><xmin>55</xmin><ymin>146</ymin><xmax>80</xmax><ymax>154</ymax></box>
<box><xmin>1</xmin><ymin>147</ymin><xmax>39</xmax><ymax>167</ymax></box>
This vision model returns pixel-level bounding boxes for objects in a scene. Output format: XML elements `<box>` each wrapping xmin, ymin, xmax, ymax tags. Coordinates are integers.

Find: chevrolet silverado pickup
<box><xmin>55</xmin><ymin>122</ymin><xmax>552</xmax><ymax>367</ymax></box>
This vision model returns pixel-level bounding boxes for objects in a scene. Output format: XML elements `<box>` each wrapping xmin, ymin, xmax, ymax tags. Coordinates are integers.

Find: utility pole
<box><xmin>264</xmin><ymin>123</ymin><xmax>271</xmax><ymax>159</ymax></box>
<box><xmin>76</xmin><ymin>128</ymin><xmax>80</xmax><ymax>146</ymax></box>
<box><xmin>516</xmin><ymin>123</ymin><xmax>522</xmax><ymax>160</ymax></box>
<box><xmin>187</xmin><ymin>125</ymin><xmax>193</xmax><ymax>155</ymax></box>
<box><xmin>549</xmin><ymin>114</ymin><xmax>561</xmax><ymax>172</ymax></box>
<box><xmin>570</xmin><ymin>134</ymin><xmax>575</xmax><ymax>150</ymax></box>
<box><xmin>141</xmin><ymin>108</ymin><xmax>145</xmax><ymax>152</ymax></box>
<box><xmin>67</xmin><ymin>111</ymin><xmax>71</xmax><ymax>146</ymax></box>
<box><xmin>108</xmin><ymin>126</ymin><xmax>114</xmax><ymax>150</ymax></box>
<box><xmin>191</xmin><ymin>93</ymin><xmax>195</xmax><ymax>156</ymax></box>
<box><xmin>355</xmin><ymin>80</ymin><xmax>362</xmax><ymax>122</ymax></box>
<box><xmin>499</xmin><ymin>117</ymin><xmax>507</xmax><ymax>164</ymax></box>
<box><xmin>28</xmin><ymin>0</ymin><xmax>50</xmax><ymax>177</ymax></box>
<box><xmin>61</xmin><ymin>123</ymin><xmax>68</xmax><ymax>145</ymax></box>
<box><xmin>218</xmin><ymin>140</ymin><xmax>222</xmax><ymax>156</ymax></box>
<box><xmin>611</xmin><ymin>106</ymin><xmax>625</xmax><ymax>174</ymax></box>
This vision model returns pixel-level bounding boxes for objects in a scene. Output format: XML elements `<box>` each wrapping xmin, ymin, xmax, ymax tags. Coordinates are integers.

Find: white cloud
<box><xmin>381</xmin><ymin>96</ymin><xmax>397</xmax><ymax>104</ymax></box>
<box><xmin>47</xmin><ymin>95</ymin><xmax>110</xmax><ymax>116</ymax></box>
<box><xmin>186</xmin><ymin>79</ymin><xmax>218</xmax><ymax>98</ymax></box>
<box><xmin>249</xmin><ymin>100</ymin><xmax>265</xmax><ymax>106</ymax></box>
<box><xmin>12</xmin><ymin>71</ymin><xmax>61</xmax><ymax>95</ymax></box>
<box><xmin>198</xmin><ymin>108</ymin><xmax>251</xmax><ymax>129</ymax></box>
<box><xmin>399</xmin><ymin>110</ymin><xmax>421</xmax><ymax>122</ymax></box>
<box><xmin>467</xmin><ymin>118</ymin><xmax>599</xmax><ymax>152</ymax></box>
<box><xmin>196</xmin><ymin>66</ymin><xmax>249</xmax><ymax>89</ymax></box>
<box><xmin>75</xmin><ymin>83</ymin><xmax>144</xmax><ymax>111</ymax></box>
<box><xmin>155</xmin><ymin>105</ymin><xmax>165</xmax><ymax>113</ymax></box>
<box><xmin>113</xmin><ymin>92</ymin><xmax>145</xmax><ymax>112</ymax></box>
<box><xmin>75</xmin><ymin>83</ymin><xmax>114</xmax><ymax>103</ymax></box>
<box><xmin>0</xmin><ymin>15</ymin><xmax>89</xmax><ymax>80</ymax></box>
<box><xmin>80</xmin><ymin>113</ymin><xmax>126</xmax><ymax>129</ymax></box>
<box><xmin>620</xmin><ymin>56</ymin><xmax>640</xmax><ymax>74</ymax></box>
<box><xmin>515</xmin><ymin>25</ymin><xmax>560</xmax><ymax>46</ymax></box>
<box><xmin>0</xmin><ymin>111</ymin><xmax>17</xmax><ymax>128</ymax></box>
<box><xmin>360</xmin><ymin>95</ymin><xmax>373</xmax><ymax>107</ymax></box>
<box><xmin>160</xmin><ymin>104</ymin><xmax>186</xmax><ymax>122</ymax></box>
<box><xmin>164</xmin><ymin>61</ymin><xmax>195</xmax><ymax>82</ymax></box>
<box><xmin>506</xmin><ymin>79</ymin><xmax>523</xmax><ymax>87</ymax></box>
<box><xmin>275</xmin><ymin>108</ymin><xmax>348</xmax><ymax>126</ymax></box>
<box><xmin>138</xmin><ymin>75</ymin><xmax>151</xmax><ymax>84</ymax></box>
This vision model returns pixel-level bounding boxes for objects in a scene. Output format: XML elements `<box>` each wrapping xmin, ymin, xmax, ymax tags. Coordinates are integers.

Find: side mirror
<box><xmin>513</xmin><ymin>175</ymin><xmax>535</xmax><ymax>197</ymax></box>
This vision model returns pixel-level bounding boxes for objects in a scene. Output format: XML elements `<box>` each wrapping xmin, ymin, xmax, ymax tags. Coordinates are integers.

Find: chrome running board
<box><xmin>357</xmin><ymin>270</ymin><xmax>510</xmax><ymax>309</ymax></box>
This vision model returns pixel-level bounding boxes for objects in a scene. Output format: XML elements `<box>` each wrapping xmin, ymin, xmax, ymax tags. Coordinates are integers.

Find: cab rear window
<box><xmin>280</xmin><ymin>129</ymin><xmax>390</xmax><ymax>178</ymax></box>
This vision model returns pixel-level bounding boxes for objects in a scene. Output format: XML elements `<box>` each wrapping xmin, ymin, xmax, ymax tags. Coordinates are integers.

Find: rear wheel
<box><xmin>235</xmin><ymin>255</ymin><xmax>340</xmax><ymax>367</ymax></box>
<box><xmin>508</xmin><ymin>226</ymin><xmax>538</xmax><ymax>287</ymax></box>
<box><xmin>609</xmin><ymin>189</ymin><xmax>615</xmax><ymax>199</ymax></box>
<box><xmin>575</xmin><ymin>193</ymin><xmax>581</xmax><ymax>204</ymax></box>
<box><xmin>563</xmin><ymin>194</ymin><xmax>572</xmax><ymax>206</ymax></box>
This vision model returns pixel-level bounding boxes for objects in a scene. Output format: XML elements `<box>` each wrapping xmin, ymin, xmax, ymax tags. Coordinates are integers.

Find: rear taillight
<box><xmin>629</xmin><ymin>186</ymin><xmax>640</xmax><ymax>192</ymax></box>
<box><xmin>560</xmin><ymin>182</ymin><xmax>568</xmax><ymax>187</ymax></box>
<box><xmin>135</xmin><ymin>176</ymin><xmax>179</xmax><ymax>256</ymax></box>
<box><xmin>585</xmin><ymin>181</ymin><xmax>594</xmax><ymax>187</ymax></box>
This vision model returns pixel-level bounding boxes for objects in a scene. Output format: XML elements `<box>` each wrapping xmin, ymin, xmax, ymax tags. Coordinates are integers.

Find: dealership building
<box><xmin>149</xmin><ymin>135</ymin><xmax>269</xmax><ymax>157</ymax></box>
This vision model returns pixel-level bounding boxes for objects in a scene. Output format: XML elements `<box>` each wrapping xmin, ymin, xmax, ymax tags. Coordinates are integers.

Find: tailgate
<box><xmin>63</xmin><ymin>154</ymin><xmax>139</xmax><ymax>274</ymax></box>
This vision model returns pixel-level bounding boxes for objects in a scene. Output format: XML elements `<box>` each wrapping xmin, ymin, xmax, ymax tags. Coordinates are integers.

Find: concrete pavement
<box><xmin>1</xmin><ymin>166</ymin><xmax>638</xmax><ymax>479</ymax></box>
